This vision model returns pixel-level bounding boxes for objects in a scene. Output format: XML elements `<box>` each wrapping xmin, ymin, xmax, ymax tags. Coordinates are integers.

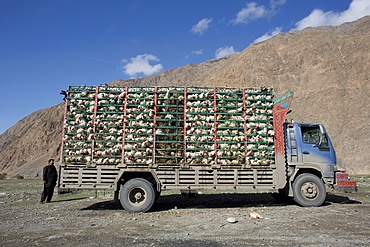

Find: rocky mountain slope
<box><xmin>0</xmin><ymin>104</ymin><xmax>65</xmax><ymax>177</ymax></box>
<box><xmin>1</xmin><ymin>16</ymin><xmax>369</xmax><ymax>176</ymax></box>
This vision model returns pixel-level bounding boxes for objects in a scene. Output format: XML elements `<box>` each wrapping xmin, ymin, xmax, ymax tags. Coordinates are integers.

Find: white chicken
<box><xmin>248</xmin><ymin>211</ymin><xmax>263</xmax><ymax>219</ymax></box>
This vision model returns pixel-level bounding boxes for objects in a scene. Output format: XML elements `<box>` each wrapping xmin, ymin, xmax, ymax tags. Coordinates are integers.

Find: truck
<box><xmin>58</xmin><ymin>85</ymin><xmax>357</xmax><ymax>213</ymax></box>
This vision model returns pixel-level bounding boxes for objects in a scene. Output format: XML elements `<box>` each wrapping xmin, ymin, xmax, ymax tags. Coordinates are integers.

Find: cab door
<box><xmin>299</xmin><ymin>125</ymin><xmax>331</xmax><ymax>164</ymax></box>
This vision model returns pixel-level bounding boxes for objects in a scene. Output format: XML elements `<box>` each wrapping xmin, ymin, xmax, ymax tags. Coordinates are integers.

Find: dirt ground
<box><xmin>0</xmin><ymin>178</ymin><xmax>369</xmax><ymax>247</ymax></box>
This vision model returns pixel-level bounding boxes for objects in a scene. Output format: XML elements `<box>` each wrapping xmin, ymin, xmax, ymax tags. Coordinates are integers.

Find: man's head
<box><xmin>48</xmin><ymin>159</ymin><xmax>54</xmax><ymax>165</ymax></box>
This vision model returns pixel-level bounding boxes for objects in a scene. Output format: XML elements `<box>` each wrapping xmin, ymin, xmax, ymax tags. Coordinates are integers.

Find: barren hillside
<box><xmin>1</xmin><ymin>16</ymin><xmax>369</xmax><ymax>176</ymax></box>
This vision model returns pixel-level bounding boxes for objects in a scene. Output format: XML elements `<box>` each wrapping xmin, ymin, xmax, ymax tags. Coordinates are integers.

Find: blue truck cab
<box><xmin>283</xmin><ymin>122</ymin><xmax>357</xmax><ymax>206</ymax></box>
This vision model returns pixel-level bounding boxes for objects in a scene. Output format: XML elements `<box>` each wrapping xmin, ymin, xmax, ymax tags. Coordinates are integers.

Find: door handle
<box><xmin>303</xmin><ymin>151</ymin><xmax>310</xmax><ymax>154</ymax></box>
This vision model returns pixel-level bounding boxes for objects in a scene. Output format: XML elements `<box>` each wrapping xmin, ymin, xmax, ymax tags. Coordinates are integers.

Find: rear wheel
<box><xmin>293</xmin><ymin>174</ymin><xmax>326</xmax><ymax>207</ymax></box>
<box><xmin>120</xmin><ymin>178</ymin><xmax>156</xmax><ymax>213</ymax></box>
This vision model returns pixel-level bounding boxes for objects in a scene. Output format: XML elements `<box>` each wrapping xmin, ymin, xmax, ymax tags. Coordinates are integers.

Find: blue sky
<box><xmin>1</xmin><ymin>0</ymin><xmax>369</xmax><ymax>134</ymax></box>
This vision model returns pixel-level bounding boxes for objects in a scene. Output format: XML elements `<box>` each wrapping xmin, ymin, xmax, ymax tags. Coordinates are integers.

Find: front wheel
<box><xmin>293</xmin><ymin>174</ymin><xmax>326</xmax><ymax>207</ymax></box>
<box><xmin>120</xmin><ymin>178</ymin><xmax>156</xmax><ymax>213</ymax></box>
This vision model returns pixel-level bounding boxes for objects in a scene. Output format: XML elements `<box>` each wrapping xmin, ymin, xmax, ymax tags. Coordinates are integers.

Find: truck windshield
<box><xmin>301</xmin><ymin>126</ymin><xmax>329</xmax><ymax>149</ymax></box>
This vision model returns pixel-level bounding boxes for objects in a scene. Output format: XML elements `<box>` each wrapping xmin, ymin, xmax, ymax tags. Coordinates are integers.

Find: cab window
<box><xmin>301</xmin><ymin>126</ymin><xmax>329</xmax><ymax>150</ymax></box>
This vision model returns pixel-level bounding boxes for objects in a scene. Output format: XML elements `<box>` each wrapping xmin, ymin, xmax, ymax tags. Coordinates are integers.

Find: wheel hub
<box><xmin>134</xmin><ymin>192</ymin><xmax>143</xmax><ymax>201</ymax></box>
<box><xmin>301</xmin><ymin>182</ymin><xmax>318</xmax><ymax>199</ymax></box>
<box><xmin>129</xmin><ymin>188</ymin><xmax>146</xmax><ymax>204</ymax></box>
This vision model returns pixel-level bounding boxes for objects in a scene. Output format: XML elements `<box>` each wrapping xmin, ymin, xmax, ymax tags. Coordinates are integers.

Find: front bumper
<box><xmin>333</xmin><ymin>171</ymin><xmax>358</xmax><ymax>193</ymax></box>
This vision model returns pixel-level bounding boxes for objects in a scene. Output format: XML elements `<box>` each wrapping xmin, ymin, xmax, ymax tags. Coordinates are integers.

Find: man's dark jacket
<box><xmin>43</xmin><ymin>164</ymin><xmax>57</xmax><ymax>188</ymax></box>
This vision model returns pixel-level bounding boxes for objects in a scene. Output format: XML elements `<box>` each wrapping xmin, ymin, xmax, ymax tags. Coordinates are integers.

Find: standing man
<box><xmin>40</xmin><ymin>159</ymin><xmax>58</xmax><ymax>203</ymax></box>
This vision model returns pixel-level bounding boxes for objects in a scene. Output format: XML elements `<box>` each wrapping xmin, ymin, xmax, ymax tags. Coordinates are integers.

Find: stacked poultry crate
<box><xmin>63</xmin><ymin>86</ymin><xmax>126</xmax><ymax>165</ymax></box>
<box><xmin>93</xmin><ymin>86</ymin><xmax>125</xmax><ymax>165</ymax></box>
<box><xmin>63</xmin><ymin>86</ymin><xmax>96</xmax><ymax>164</ymax></box>
<box><xmin>182</xmin><ymin>87</ymin><xmax>274</xmax><ymax>168</ymax></box>
<box><xmin>122</xmin><ymin>87</ymin><xmax>155</xmax><ymax>166</ymax></box>
<box><xmin>215</xmin><ymin>88</ymin><xmax>245</xmax><ymax>167</ymax></box>
<box><xmin>155</xmin><ymin>88</ymin><xmax>184</xmax><ymax>166</ymax></box>
<box><xmin>244</xmin><ymin>88</ymin><xmax>274</xmax><ymax>167</ymax></box>
<box><xmin>185</xmin><ymin>88</ymin><xmax>216</xmax><ymax>166</ymax></box>
<box><xmin>62</xmin><ymin>86</ymin><xmax>275</xmax><ymax>168</ymax></box>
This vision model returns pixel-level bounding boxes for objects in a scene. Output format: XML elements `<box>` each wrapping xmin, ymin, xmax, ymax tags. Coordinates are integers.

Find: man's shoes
<box><xmin>39</xmin><ymin>201</ymin><xmax>44</xmax><ymax>204</ymax></box>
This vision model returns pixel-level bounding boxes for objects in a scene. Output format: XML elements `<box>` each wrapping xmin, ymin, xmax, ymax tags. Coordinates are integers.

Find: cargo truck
<box><xmin>58</xmin><ymin>86</ymin><xmax>357</xmax><ymax>212</ymax></box>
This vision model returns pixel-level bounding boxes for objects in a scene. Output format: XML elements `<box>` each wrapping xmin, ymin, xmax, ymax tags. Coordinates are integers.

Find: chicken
<box><xmin>248</xmin><ymin>211</ymin><xmax>263</xmax><ymax>219</ymax></box>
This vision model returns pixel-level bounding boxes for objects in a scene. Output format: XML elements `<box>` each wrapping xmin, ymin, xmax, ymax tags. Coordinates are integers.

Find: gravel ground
<box><xmin>0</xmin><ymin>178</ymin><xmax>369</xmax><ymax>247</ymax></box>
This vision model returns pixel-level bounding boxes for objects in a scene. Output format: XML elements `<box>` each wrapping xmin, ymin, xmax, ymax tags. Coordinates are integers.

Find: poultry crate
<box><xmin>61</xmin><ymin>86</ymin><xmax>274</xmax><ymax>169</ymax></box>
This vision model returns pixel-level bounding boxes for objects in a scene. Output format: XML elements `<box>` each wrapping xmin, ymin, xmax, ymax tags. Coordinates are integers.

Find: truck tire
<box><xmin>120</xmin><ymin>178</ymin><xmax>156</xmax><ymax>213</ymax></box>
<box><xmin>292</xmin><ymin>174</ymin><xmax>326</xmax><ymax>207</ymax></box>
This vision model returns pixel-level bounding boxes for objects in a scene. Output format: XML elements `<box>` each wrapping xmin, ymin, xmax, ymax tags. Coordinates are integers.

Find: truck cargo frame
<box><xmin>58</xmin><ymin>85</ymin><xmax>356</xmax><ymax>212</ymax></box>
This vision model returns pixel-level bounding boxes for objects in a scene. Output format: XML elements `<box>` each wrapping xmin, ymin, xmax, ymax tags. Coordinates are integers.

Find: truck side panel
<box><xmin>59</xmin><ymin>86</ymin><xmax>286</xmax><ymax>191</ymax></box>
<box><xmin>59</xmin><ymin>166</ymin><xmax>278</xmax><ymax>193</ymax></box>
